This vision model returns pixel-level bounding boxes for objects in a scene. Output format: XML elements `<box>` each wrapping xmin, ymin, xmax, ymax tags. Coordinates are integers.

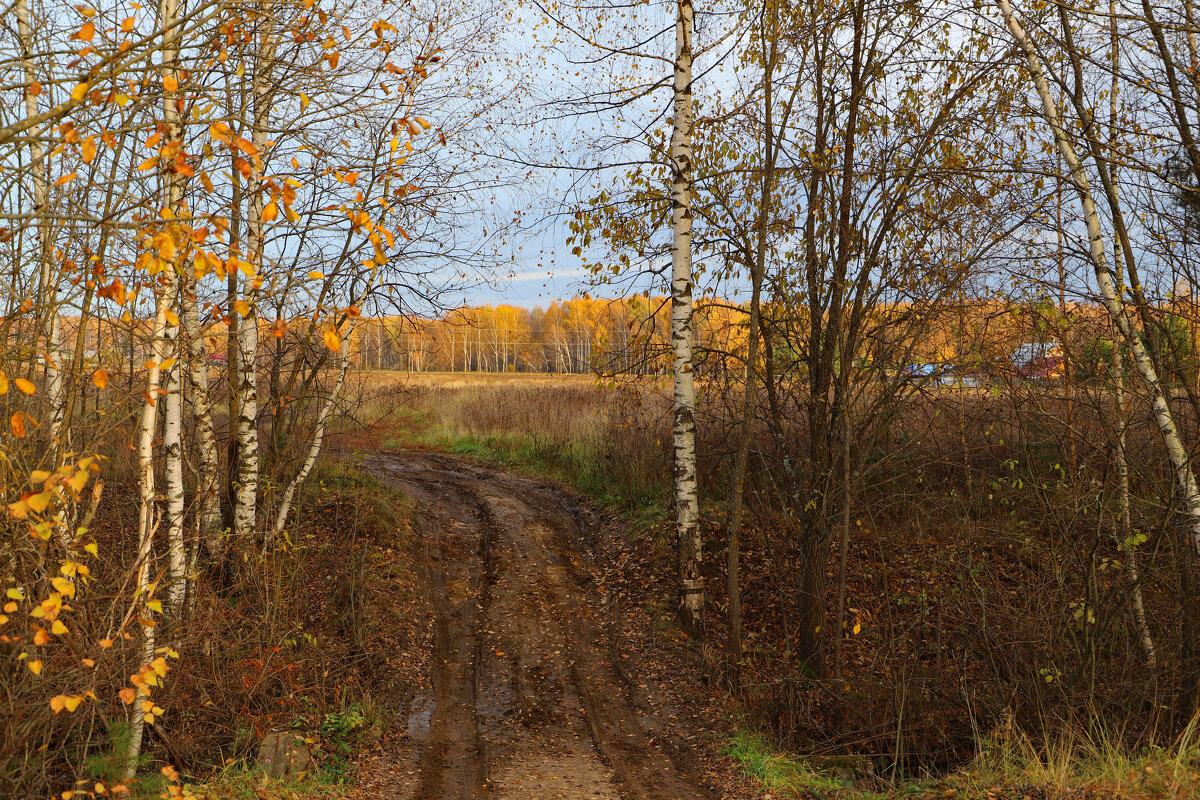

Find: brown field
<box><xmin>347</xmin><ymin>367</ymin><xmax>1200</xmax><ymax>780</ymax></box>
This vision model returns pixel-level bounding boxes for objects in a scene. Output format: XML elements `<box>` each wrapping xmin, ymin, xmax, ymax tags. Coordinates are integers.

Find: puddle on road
<box><xmin>406</xmin><ymin>694</ymin><xmax>436</xmax><ymax>739</ymax></box>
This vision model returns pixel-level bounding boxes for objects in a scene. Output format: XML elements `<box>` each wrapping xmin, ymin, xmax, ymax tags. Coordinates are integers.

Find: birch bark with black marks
<box><xmin>182</xmin><ymin>274</ymin><xmax>223</xmax><ymax>565</ymax></box>
<box><xmin>996</xmin><ymin>0</ymin><xmax>1200</xmax><ymax>558</ymax></box>
<box><xmin>120</xmin><ymin>283</ymin><xmax>170</xmax><ymax>780</ymax></box>
<box><xmin>233</xmin><ymin>0</ymin><xmax>276</xmax><ymax>547</ymax></box>
<box><xmin>670</xmin><ymin>0</ymin><xmax>702</xmax><ymax>633</ymax></box>
<box><xmin>160</xmin><ymin>0</ymin><xmax>187</xmax><ymax>613</ymax></box>
<box><xmin>16</xmin><ymin>0</ymin><xmax>65</xmax><ymax>455</ymax></box>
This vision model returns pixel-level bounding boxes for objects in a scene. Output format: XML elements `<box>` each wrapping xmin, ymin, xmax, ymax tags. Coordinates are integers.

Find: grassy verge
<box><xmin>723</xmin><ymin>730</ymin><xmax>873</xmax><ymax>798</ymax></box>
<box><xmin>723</xmin><ymin>725</ymin><xmax>1200</xmax><ymax>799</ymax></box>
<box><xmin>424</xmin><ymin>429</ymin><xmax>668</xmax><ymax>530</ymax></box>
<box><xmin>133</xmin><ymin>762</ymin><xmax>353</xmax><ymax>800</ymax></box>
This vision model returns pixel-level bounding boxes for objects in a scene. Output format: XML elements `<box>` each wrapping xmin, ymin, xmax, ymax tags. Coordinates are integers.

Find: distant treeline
<box><xmin>39</xmin><ymin>293</ymin><xmax>1200</xmax><ymax>380</ymax></box>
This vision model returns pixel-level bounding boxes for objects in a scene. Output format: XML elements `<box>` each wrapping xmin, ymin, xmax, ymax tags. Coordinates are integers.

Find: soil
<box><xmin>351</xmin><ymin>450</ymin><xmax>718</xmax><ymax>800</ymax></box>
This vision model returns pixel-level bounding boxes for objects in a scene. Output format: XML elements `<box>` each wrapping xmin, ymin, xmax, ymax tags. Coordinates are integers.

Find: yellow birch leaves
<box><xmin>324</xmin><ymin>328</ymin><xmax>341</xmax><ymax>351</ymax></box>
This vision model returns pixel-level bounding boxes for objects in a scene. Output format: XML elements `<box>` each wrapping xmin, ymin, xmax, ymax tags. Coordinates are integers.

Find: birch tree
<box><xmin>669</xmin><ymin>0</ymin><xmax>703</xmax><ymax>633</ymax></box>
<box><xmin>231</xmin><ymin>0</ymin><xmax>276</xmax><ymax>547</ymax></box>
<box><xmin>996</xmin><ymin>0</ymin><xmax>1200</xmax><ymax>554</ymax></box>
<box><xmin>15</xmin><ymin>0</ymin><xmax>65</xmax><ymax>455</ymax></box>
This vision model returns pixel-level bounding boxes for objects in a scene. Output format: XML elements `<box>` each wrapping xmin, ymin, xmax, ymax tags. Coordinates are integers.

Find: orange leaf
<box><xmin>75</xmin><ymin>21</ymin><xmax>95</xmax><ymax>41</ymax></box>
<box><xmin>11</xmin><ymin>413</ymin><xmax>26</xmax><ymax>438</ymax></box>
<box><xmin>163</xmin><ymin>74</ymin><xmax>177</xmax><ymax>92</ymax></box>
<box><xmin>14</xmin><ymin>378</ymin><xmax>34</xmax><ymax>395</ymax></box>
<box><xmin>262</xmin><ymin>201</ymin><xmax>278</xmax><ymax>222</ymax></box>
<box><xmin>55</xmin><ymin>173</ymin><xmax>76</xmax><ymax>187</ymax></box>
<box><xmin>324</xmin><ymin>328</ymin><xmax>340</xmax><ymax>351</ymax></box>
<box><xmin>51</xmin><ymin>694</ymin><xmax>83</xmax><ymax>712</ymax></box>
<box><xmin>80</xmin><ymin>136</ymin><xmax>97</xmax><ymax>163</ymax></box>
<box><xmin>92</xmin><ymin>369</ymin><xmax>108</xmax><ymax>389</ymax></box>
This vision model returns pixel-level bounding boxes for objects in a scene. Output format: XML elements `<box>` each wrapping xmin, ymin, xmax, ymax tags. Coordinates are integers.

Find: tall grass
<box><xmin>960</xmin><ymin>719</ymin><xmax>1200</xmax><ymax>798</ymax></box>
<box><xmin>723</xmin><ymin>722</ymin><xmax>1200</xmax><ymax>799</ymax></box>
<box><xmin>401</xmin><ymin>378</ymin><xmax>673</xmax><ymax>525</ymax></box>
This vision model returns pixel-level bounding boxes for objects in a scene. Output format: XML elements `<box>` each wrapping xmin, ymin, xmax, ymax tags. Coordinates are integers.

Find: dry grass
<box><xmin>337</xmin><ymin>368</ymin><xmax>1200</xmax><ymax>786</ymax></box>
<box><xmin>387</xmin><ymin>374</ymin><xmax>674</xmax><ymax>522</ymax></box>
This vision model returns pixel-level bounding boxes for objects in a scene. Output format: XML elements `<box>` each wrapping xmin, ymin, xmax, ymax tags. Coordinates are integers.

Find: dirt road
<box><xmin>363</xmin><ymin>451</ymin><xmax>711</xmax><ymax>800</ymax></box>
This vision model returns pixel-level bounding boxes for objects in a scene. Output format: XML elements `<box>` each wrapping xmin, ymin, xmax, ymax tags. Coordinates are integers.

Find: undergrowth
<box><xmin>131</xmin><ymin>762</ymin><xmax>352</xmax><ymax>799</ymax></box>
<box><xmin>724</xmin><ymin>729</ymin><xmax>862</xmax><ymax>798</ymax></box>
<box><xmin>119</xmin><ymin>456</ymin><xmax>425</xmax><ymax>796</ymax></box>
<box><xmin>724</xmin><ymin>723</ymin><xmax>1200</xmax><ymax>799</ymax></box>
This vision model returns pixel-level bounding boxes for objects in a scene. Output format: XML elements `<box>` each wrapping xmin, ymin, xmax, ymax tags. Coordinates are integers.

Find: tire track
<box><xmin>365</xmin><ymin>451</ymin><xmax>710</xmax><ymax>800</ymax></box>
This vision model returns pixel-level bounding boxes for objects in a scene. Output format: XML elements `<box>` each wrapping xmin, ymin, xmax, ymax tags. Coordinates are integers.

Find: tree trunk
<box><xmin>160</xmin><ymin>0</ymin><xmax>186</xmax><ymax>613</ymax></box>
<box><xmin>120</xmin><ymin>283</ymin><xmax>169</xmax><ymax>780</ymax></box>
<box><xmin>797</xmin><ymin>523</ymin><xmax>830</xmax><ymax>676</ymax></box>
<box><xmin>234</xmin><ymin>0</ymin><xmax>276</xmax><ymax>548</ymax></box>
<box><xmin>183</xmin><ymin>275</ymin><xmax>224</xmax><ymax>565</ymax></box>
<box><xmin>1106</xmin><ymin>8</ymin><xmax>1155</xmax><ymax>668</ymax></box>
<box><xmin>671</xmin><ymin>0</ymin><xmax>702</xmax><ymax>634</ymax></box>
<box><xmin>832</xmin><ymin>423</ymin><xmax>852</xmax><ymax>679</ymax></box>
<box><xmin>16</xmin><ymin>0</ymin><xmax>65</xmax><ymax>455</ymax></box>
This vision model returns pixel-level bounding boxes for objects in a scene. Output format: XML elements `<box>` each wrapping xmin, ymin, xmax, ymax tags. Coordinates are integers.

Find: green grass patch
<box><xmin>411</xmin><ymin>428</ymin><xmax>668</xmax><ymax>533</ymax></box>
<box><xmin>723</xmin><ymin>729</ymin><xmax>869</xmax><ymax>798</ymax></box>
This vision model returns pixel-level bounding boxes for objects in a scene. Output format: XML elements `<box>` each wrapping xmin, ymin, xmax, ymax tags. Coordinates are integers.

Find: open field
<box><xmin>346</xmin><ymin>369</ymin><xmax>1200</xmax><ymax>796</ymax></box>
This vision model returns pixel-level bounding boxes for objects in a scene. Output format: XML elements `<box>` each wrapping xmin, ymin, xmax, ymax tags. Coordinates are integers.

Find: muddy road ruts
<box><xmin>365</xmin><ymin>451</ymin><xmax>711</xmax><ymax>800</ymax></box>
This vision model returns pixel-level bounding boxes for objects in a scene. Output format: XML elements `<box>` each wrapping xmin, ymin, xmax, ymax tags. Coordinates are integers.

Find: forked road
<box><xmin>365</xmin><ymin>450</ymin><xmax>711</xmax><ymax>800</ymax></box>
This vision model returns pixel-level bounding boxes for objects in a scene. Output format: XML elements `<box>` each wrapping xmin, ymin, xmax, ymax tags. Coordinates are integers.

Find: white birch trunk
<box><xmin>998</xmin><ymin>0</ymin><xmax>1200</xmax><ymax>556</ymax></box>
<box><xmin>16</xmin><ymin>0</ymin><xmax>65</xmax><ymax>454</ymax></box>
<box><xmin>233</xmin><ymin>0</ymin><xmax>276</xmax><ymax>547</ymax></box>
<box><xmin>120</xmin><ymin>290</ymin><xmax>169</xmax><ymax>780</ymax></box>
<box><xmin>183</xmin><ymin>276</ymin><xmax>223</xmax><ymax>562</ymax></box>
<box><xmin>670</xmin><ymin>0</ymin><xmax>702</xmax><ymax>632</ymax></box>
<box><xmin>160</xmin><ymin>0</ymin><xmax>187</xmax><ymax>612</ymax></box>
<box><xmin>163</xmin><ymin>321</ymin><xmax>186</xmax><ymax>611</ymax></box>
